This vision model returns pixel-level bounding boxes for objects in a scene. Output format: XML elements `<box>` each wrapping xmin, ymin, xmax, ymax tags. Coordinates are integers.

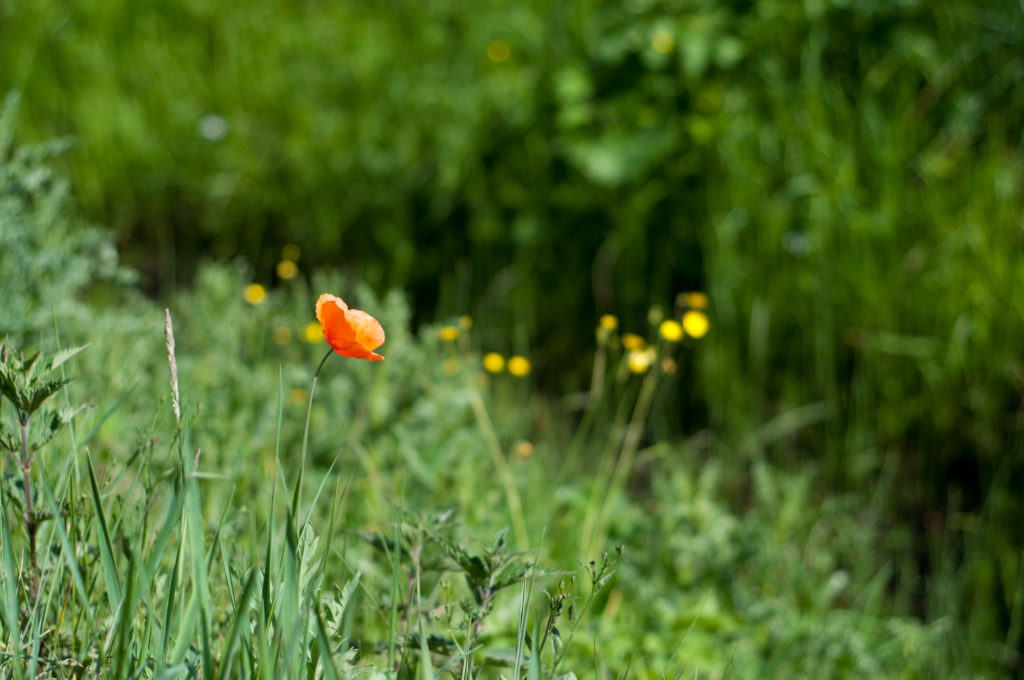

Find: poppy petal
<box><xmin>315</xmin><ymin>293</ymin><xmax>348</xmax><ymax>326</ymax></box>
<box><xmin>315</xmin><ymin>293</ymin><xmax>385</xmax><ymax>361</ymax></box>
<box><xmin>343</xmin><ymin>309</ymin><xmax>385</xmax><ymax>351</ymax></box>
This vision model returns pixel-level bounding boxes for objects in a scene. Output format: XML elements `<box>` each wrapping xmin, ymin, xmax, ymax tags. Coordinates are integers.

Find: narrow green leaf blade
<box><xmin>87</xmin><ymin>454</ymin><xmax>123</xmax><ymax>609</ymax></box>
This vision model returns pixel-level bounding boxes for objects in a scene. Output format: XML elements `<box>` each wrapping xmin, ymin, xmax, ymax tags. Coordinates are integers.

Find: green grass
<box><xmin>0</xmin><ymin>208</ymin><xmax>1004</xmax><ymax>677</ymax></box>
<box><xmin>2</xmin><ymin>16</ymin><xmax>1023</xmax><ymax>676</ymax></box>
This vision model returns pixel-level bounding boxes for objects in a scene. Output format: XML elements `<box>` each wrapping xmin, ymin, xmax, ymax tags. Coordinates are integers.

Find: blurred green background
<box><xmin>2</xmin><ymin>0</ymin><xmax>1024</xmax><ymax>672</ymax></box>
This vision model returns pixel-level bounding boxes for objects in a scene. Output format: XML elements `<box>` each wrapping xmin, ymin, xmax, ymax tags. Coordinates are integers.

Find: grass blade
<box><xmin>213</xmin><ymin>569</ymin><xmax>258</xmax><ymax>680</ymax></box>
<box><xmin>87</xmin><ymin>454</ymin><xmax>122</xmax><ymax>610</ymax></box>
<box><xmin>0</xmin><ymin>486</ymin><xmax>24</xmax><ymax>680</ymax></box>
<box><xmin>37</xmin><ymin>462</ymin><xmax>95</xmax><ymax>627</ymax></box>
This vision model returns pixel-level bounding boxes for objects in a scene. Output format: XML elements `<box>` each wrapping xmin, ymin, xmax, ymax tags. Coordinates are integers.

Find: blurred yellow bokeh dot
<box><xmin>628</xmin><ymin>348</ymin><xmax>656</xmax><ymax>374</ymax></box>
<box><xmin>487</xmin><ymin>39</ymin><xmax>510</xmax><ymax>62</ymax></box>
<box><xmin>659</xmin><ymin>320</ymin><xmax>684</xmax><ymax>342</ymax></box>
<box><xmin>276</xmin><ymin>259</ymin><xmax>297</xmax><ymax>280</ymax></box>
<box><xmin>508</xmin><ymin>355</ymin><xmax>531</xmax><ymax>377</ymax></box>
<box><xmin>600</xmin><ymin>314</ymin><xmax>619</xmax><ymax>331</ymax></box>
<box><xmin>514</xmin><ymin>440</ymin><xmax>534</xmax><ymax>458</ymax></box>
<box><xmin>439</xmin><ymin>326</ymin><xmax>459</xmax><ymax>342</ymax></box>
<box><xmin>683</xmin><ymin>310</ymin><xmax>710</xmax><ymax>338</ymax></box>
<box><xmin>459</xmin><ymin>315</ymin><xmax>473</xmax><ymax>329</ymax></box>
<box><xmin>303</xmin><ymin>322</ymin><xmax>322</xmax><ymax>343</ymax></box>
<box><xmin>290</xmin><ymin>387</ymin><xmax>308</xmax><ymax>405</ymax></box>
<box><xmin>621</xmin><ymin>333</ymin><xmax>646</xmax><ymax>351</ymax></box>
<box><xmin>272</xmin><ymin>326</ymin><xmax>292</xmax><ymax>345</ymax></box>
<box><xmin>442</xmin><ymin>358</ymin><xmax>460</xmax><ymax>375</ymax></box>
<box><xmin>651</xmin><ymin>29</ymin><xmax>675</xmax><ymax>54</ymax></box>
<box><xmin>483</xmin><ymin>352</ymin><xmax>505</xmax><ymax>373</ymax></box>
<box><xmin>681</xmin><ymin>291</ymin><xmax>709</xmax><ymax>309</ymax></box>
<box><xmin>244</xmin><ymin>283</ymin><xmax>267</xmax><ymax>305</ymax></box>
<box><xmin>282</xmin><ymin>243</ymin><xmax>301</xmax><ymax>261</ymax></box>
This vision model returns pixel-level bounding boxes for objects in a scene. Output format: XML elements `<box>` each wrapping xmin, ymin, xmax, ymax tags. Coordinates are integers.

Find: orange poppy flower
<box><xmin>315</xmin><ymin>293</ymin><xmax>386</xmax><ymax>361</ymax></box>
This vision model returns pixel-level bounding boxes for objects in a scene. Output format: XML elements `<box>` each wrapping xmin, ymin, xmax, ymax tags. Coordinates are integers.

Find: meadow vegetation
<box><xmin>1</xmin><ymin>0</ymin><xmax>1023</xmax><ymax>677</ymax></box>
<box><xmin>0</xmin><ymin>94</ymin><xmax>1015</xmax><ymax>679</ymax></box>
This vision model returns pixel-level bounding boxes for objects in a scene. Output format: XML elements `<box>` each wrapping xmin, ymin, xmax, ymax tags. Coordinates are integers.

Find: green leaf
<box><xmin>429</xmin><ymin>531</ymin><xmax>488</xmax><ymax>583</ymax></box>
<box><xmin>418</xmin><ymin>625</ymin><xmax>434</xmax><ymax>680</ymax></box>
<box><xmin>37</xmin><ymin>463</ymin><xmax>95</xmax><ymax>627</ymax></box>
<box><xmin>25</xmin><ymin>376</ymin><xmax>72</xmax><ymax>414</ymax></box>
<box><xmin>0</xmin><ymin>362</ymin><xmax>25</xmax><ymax>410</ymax></box>
<box><xmin>313</xmin><ymin>605</ymin><xmax>342</xmax><ymax>680</ymax></box>
<box><xmin>87</xmin><ymin>454</ymin><xmax>122</xmax><ymax>611</ymax></box>
<box><xmin>21</xmin><ymin>351</ymin><xmax>41</xmax><ymax>379</ymax></box>
<box><xmin>297</xmin><ymin>521</ymin><xmax>323</xmax><ymax>601</ymax></box>
<box><xmin>0</xmin><ymin>486</ymin><xmax>24</xmax><ymax>680</ymax></box>
<box><xmin>213</xmin><ymin>569</ymin><xmax>258</xmax><ymax>680</ymax></box>
<box><xmin>527</xmin><ymin>618</ymin><xmax>541</xmax><ymax>680</ymax></box>
<box><xmin>47</xmin><ymin>343</ymin><xmax>89</xmax><ymax>373</ymax></box>
<box><xmin>112</xmin><ymin>551</ymin><xmax>138</xmax><ymax>680</ymax></box>
<box><xmin>30</xmin><ymin>403</ymin><xmax>88</xmax><ymax>450</ymax></box>
<box><xmin>0</xmin><ymin>421</ymin><xmax>19</xmax><ymax>452</ymax></box>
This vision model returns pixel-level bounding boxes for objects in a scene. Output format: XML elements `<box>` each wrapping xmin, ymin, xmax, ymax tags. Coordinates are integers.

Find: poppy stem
<box><xmin>313</xmin><ymin>348</ymin><xmax>334</xmax><ymax>379</ymax></box>
<box><xmin>295</xmin><ymin>348</ymin><xmax>334</xmax><ymax>531</ymax></box>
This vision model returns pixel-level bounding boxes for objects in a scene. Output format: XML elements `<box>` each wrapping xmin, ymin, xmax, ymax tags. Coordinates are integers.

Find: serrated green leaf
<box><xmin>0</xmin><ymin>421</ymin><xmax>19</xmax><ymax>452</ymax></box>
<box><xmin>313</xmin><ymin>605</ymin><xmax>342</xmax><ymax>680</ymax></box>
<box><xmin>297</xmin><ymin>522</ymin><xmax>323</xmax><ymax>601</ymax></box>
<box><xmin>429</xmin><ymin>531</ymin><xmax>488</xmax><ymax>582</ymax></box>
<box><xmin>47</xmin><ymin>343</ymin><xmax>88</xmax><ymax>373</ymax></box>
<box><xmin>26</xmin><ymin>376</ymin><xmax>72</xmax><ymax>414</ymax></box>
<box><xmin>30</xmin><ymin>403</ymin><xmax>88</xmax><ymax>449</ymax></box>
<box><xmin>22</xmin><ymin>351</ymin><xmax>41</xmax><ymax>378</ymax></box>
<box><xmin>0</xmin><ymin>362</ymin><xmax>22</xmax><ymax>407</ymax></box>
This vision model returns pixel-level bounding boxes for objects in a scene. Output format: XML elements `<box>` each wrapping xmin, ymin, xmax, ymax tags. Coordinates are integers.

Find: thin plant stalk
<box><xmin>295</xmin><ymin>349</ymin><xmax>333</xmax><ymax>526</ymax></box>
<box><xmin>19</xmin><ymin>414</ymin><xmax>38</xmax><ymax>573</ymax></box>
<box><xmin>466</xmin><ymin>378</ymin><xmax>529</xmax><ymax>550</ymax></box>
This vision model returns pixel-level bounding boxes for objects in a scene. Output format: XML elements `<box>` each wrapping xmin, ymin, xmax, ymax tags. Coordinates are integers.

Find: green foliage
<box><xmin>1</xmin><ymin>39</ymin><xmax>1023</xmax><ymax>675</ymax></box>
<box><xmin>4</xmin><ymin>1</ymin><xmax>1023</xmax><ymax>548</ymax></box>
<box><xmin>0</xmin><ymin>93</ymin><xmax>136</xmax><ymax>340</ymax></box>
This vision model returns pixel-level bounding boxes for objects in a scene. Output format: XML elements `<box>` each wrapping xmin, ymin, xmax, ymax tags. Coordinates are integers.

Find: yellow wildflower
<box><xmin>600</xmin><ymin>314</ymin><xmax>619</xmax><ymax>331</ymax></box>
<box><xmin>244</xmin><ymin>283</ymin><xmax>267</xmax><ymax>305</ymax></box>
<box><xmin>628</xmin><ymin>348</ymin><xmax>656</xmax><ymax>374</ymax></box>
<box><xmin>508</xmin><ymin>355</ymin><xmax>531</xmax><ymax>377</ymax></box>
<box><xmin>681</xmin><ymin>292</ymin><xmax>709</xmax><ymax>310</ymax></box>
<box><xmin>514</xmin><ymin>441</ymin><xmax>534</xmax><ymax>458</ymax></box>
<box><xmin>483</xmin><ymin>352</ymin><xmax>505</xmax><ymax>373</ymax></box>
<box><xmin>303</xmin><ymin>322</ymin><xmax>322</xmax><ymax>343</ymax></box>
<box><xmin>683</xmin><ymin>310</ymin><xmax>710</xmax><ymax>338</ymax></box>
<box><xmin>439</xmin><ymin>326</ymin><xmax>459</xmax><ymax>342</ymax></box>
<box><xmin>621</xmin><ymin>333</ymin><xmax>646</xmax><ymax>351</ymax></box>
<box><xmin>276</xmin><ymin>260</ymin><xmax>297</xmax><ymax>280</ymax></box>
<box><xmin>659</xmin><ymin>320</ymin><xmax>684</xmax><ymax>342</ymax></box>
